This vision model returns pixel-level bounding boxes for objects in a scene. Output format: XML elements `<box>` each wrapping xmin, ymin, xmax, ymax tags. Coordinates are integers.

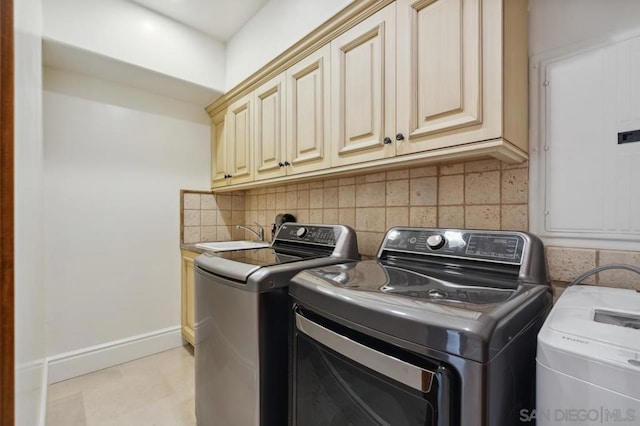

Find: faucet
<box><xmin>236</xmin><ymin>222</ymin><xmax>264</xmax><ymax>241</ymax></box>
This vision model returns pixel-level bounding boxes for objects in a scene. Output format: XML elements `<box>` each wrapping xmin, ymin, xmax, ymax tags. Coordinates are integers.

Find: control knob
<box><xmin>427</xmin><ymin>289</ymin><xmax>447</xmax><ymax>299</ymax></box>
<box><xmin>426</xmin><ymin>234</ymin><xmax>446</xmax><ymax>250</ymax></box>
<box><xmin>296</xmin><ymin>227</ymin><xmax>308</xmax><ymax>238</ymax></box>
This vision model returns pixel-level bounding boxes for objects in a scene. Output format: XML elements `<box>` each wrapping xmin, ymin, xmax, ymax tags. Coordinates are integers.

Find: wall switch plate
<box><xmin>618</xmin><ymin>129</ymin><xmax>640</xmax><ymax>144</ymax></box>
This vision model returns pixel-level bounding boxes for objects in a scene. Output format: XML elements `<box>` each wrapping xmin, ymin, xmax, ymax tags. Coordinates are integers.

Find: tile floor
<box><xmin>46</xmin><ymin>345</ymin><xmax>196</xmax><ymax>426</ymax></box>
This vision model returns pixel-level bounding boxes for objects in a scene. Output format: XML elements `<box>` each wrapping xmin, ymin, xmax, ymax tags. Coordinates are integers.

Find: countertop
<box><xmin>181</xmin><ymin>244</ymin><xmax>205</xmax><ymax>254</ymax></box>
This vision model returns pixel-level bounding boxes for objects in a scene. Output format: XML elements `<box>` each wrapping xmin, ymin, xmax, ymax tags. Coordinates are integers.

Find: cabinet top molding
<box><xmin>206</xmin><ymin>0</ymin><xmax>394</xmax><ymax>117</ymax></box>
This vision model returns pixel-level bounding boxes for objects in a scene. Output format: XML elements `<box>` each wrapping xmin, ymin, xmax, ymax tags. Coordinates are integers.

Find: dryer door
<box><xmin>292</xmin><ymin>308</ymin><xmax>458</xmax><ymax>426</ymax></box>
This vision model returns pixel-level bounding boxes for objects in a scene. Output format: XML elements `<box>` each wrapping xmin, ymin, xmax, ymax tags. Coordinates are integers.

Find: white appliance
<box><xmin>537</xmin><ymin>285</ymin><xmax>640</xmax><ymax>426</ymax></box>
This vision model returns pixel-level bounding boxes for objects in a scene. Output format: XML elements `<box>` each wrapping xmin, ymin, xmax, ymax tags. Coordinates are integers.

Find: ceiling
<box><xmin>130</xmin><ymin>0</ymin><xmax>270</xmax><ymax>42</ymax></box>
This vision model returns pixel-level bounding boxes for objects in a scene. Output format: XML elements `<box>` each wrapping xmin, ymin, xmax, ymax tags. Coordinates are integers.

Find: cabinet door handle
<box><xmin>383</xmin><ymin>137</ymin><xmax>392</xmax><ymax>144</ymax></box>
<box><xmin>396</xmin><ymin>133</ymin><xmax>405</xmax><ymax>141</ymax></box>
<box><xmin>284</xmin><ymin>161</ymin><xmax>291</xmax><ymax>166</ymax></box>
<box><xmin>227</xmin><ymin>174</ymin><xmax>232</xmax><ymax>179</ymax></box>
<box><xmin>223</xmin><ymin>174</ymin><xmax>228</xmax><ymax>179</ymax></box>
<box><xmin>278</xmin><ymin>162</ymin><xmax>284</xmax><ymax>167</ymax></box>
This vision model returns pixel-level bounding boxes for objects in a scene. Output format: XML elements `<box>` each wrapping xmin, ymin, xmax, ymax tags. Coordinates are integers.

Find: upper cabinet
<box><xmin>226</xmin><ymin>93</ymin><xmax>254</xmax><ymax>185</ymax></box>
<box><xmin>254</xmin><ymin>46</ymin><xmax>332</xmax><ymax>180</ymax></box>
<box><xmin>330</xmin><ymin>4</ymin><xmax>397</xmax><ymax>167</ymax></box>
<box><xmin>207</xmin><ymin>0</ymin><xmax>528</xmax><ymax>191</ymax></box>
<box><xmin>254</xmin><ymin>73</ymin><xmax>287</xmax><ymax>181</ymax></box>
<box><xmin>212</xmin><ymin>93</ymin><xmax>254</xmax><ymax>188</ymax></box>
<box><xmin>286</xmin><ymin>45</ymin><xmax>332</xmax><ymax>175</ymax></box>
<box><xmin>396</xmin><ymin>0</ymin><xmax>527</xmax><ymax>156</ymax></box>
<box><xmin>210</xmin><ymin>109</ymin><xmax>228</xmax><ymax>188</ymax></box>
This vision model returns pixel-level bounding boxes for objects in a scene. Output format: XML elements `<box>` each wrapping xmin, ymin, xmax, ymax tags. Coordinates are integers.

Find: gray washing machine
<box><xmin>289</xmin><ymin>227</ymin><xmax>552</xmax><ymax>426</ymax></box>
<box><xmin>194</xmin><ymin>224</ymin><xmax>359</xmax><ymax>426</ymax></box>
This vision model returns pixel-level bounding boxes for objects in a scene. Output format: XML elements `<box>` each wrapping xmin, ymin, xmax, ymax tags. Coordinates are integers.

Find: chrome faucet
<box><xmin>236</xmin><ymin>222</ymin><xmax>264</xmax><ymax>241</ymax></box>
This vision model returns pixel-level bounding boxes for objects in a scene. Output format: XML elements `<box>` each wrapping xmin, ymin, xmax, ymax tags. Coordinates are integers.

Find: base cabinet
<box><xmin>181</xmin><ymin>250</ymin><xmax>198</xmax><ymax>345</ymax></box>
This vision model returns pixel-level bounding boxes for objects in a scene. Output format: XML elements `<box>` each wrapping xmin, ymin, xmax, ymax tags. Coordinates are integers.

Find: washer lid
<box><xmin>195</xmin><ymin>247</ymin><xmax>312</xmax><ymax>282</ymax></box>
<box><xmin>195</xmin><ymin>224</ymin><xmax>360</xmax><ymax>283</ymax></box>
<box><xmin>290</xmin><ymin>260</ymin><xmax>551</xmax><ymax>362</ymax></box>
<box><xmin>539</xmin><ymin>285</ymin><xmax>640</xmax><ymax>363</ymax></box>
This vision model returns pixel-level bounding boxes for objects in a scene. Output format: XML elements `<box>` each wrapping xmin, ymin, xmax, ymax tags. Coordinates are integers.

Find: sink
<box><xmin>195</xmin><ymin>240</ymin><xmax>270</xmax><ymax>252</ymax></box>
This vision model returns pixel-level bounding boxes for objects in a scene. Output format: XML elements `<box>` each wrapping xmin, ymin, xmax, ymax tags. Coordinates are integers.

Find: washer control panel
<box><xmin>382</xmin><ymin>228</ymin><xmax>526</xmax><ymax>264</ymax></box>
<box><xmin>276</xmin><ymin>224</ymin><xmax>341</xmax><ymax>246</ymax></box>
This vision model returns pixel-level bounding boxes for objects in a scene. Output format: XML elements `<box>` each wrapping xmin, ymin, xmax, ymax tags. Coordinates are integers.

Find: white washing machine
<box><xmin>537</xmin><ymin>285</ymin><xmax>640</xmax><ymax>426</ymax></box>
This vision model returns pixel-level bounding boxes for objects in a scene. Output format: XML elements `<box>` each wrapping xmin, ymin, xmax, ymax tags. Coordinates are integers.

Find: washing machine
<box><xmin>290</xmin><ymin>227</ymin><xmax>553</xmax><ymax>426</ymax></box>
<box><xmin>537</xmin><ymin>285</ymin><xmax>640</xmax><ymax>425</ymax></box>
<box><xmin>194</xmin><ymin>223</ymin><xmax>359</xmax><ymax>426</ymax></box>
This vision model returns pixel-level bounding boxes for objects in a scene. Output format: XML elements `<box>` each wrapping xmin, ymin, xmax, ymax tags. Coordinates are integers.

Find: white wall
<box><xmin>14</xmin><ymin>0</ymin><xmax>46</xmax><ymax>423</ymax></box>
<box><xmin>225</xmin><ymin>0</ymin><xmax>353</xmax><ymax>89</ymax></box>
<box><xmin>43</xmin><ymin>69</ymin><xmax>210</xmax><ymax>363</ymax></box>
<box><xmin>43</xmin><ymin>0</ymin><xmax>226</xmax><ymax>92</ymax></box>
<box><xmin>529</xmin><ymin>0</ymin><xmax>640</xmax><ymax>57</ymax></box>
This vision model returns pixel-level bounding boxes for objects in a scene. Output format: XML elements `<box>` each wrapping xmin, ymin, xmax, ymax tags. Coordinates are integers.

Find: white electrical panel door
<box><xmin>543</xmin><ymin>35</ymin><xmax>640</xmax><ymax>245</ymax></box>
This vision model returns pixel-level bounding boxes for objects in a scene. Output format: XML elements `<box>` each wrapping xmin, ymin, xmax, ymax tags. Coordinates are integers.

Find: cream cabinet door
<box><xmin>226</xmin><ymin>93</ymin><xmax>254</xmax><ymax>184</ymax></box>
<box><xmin>210</xmin><ymin>110</ymin><xmax>229</xmax><ymax>188</ymax></box>
<box><xmin>331</xmin><ymin>3</ymin><xmax>396</xmax><ymax>167</ymax></box>
<box><xmin>286</xmin><ymin>45</ymin><xmax>332</xmax><ymax>175</ymax></box>
<box><xmin>181</xmin><ymin>250</ymin><xmax>198</xmax><ymax>346</ymax></box>
<box><xmin>396</xmin><ymin>0</ymin><xmax>494</xmax><ymax>155</ymax></box>
<box><xmin>254</xmin><ymin>73</ymin><xmax>287</xmax><ymax>181</ymax></box>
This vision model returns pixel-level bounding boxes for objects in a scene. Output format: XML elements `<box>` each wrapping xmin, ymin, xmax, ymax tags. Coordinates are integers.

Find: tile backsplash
<box><xmin>548</xmin><ymin>247</ymin><xmax>640</xmax><ymax>294</ymax></box>
<box><xmin>181</xmin><ymin>190</ymin><xmax>246</xmax><ymax>244</ymax></box>
<box><xmin>243</xmin><ymin>159</ymin><xmax>528</xmax><ymax>256</ymax></box>
<box><xmin>181</xmin><ymin>158</ymin><xmax>640</xmax><ymax>292</ymax></box>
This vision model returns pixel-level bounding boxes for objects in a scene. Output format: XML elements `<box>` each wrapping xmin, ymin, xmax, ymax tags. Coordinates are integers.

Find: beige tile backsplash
<box><xmin>242</xmin><ymin>159</ymin><xmax>528</xmax><ymax>256</ymax></box>
<box><xmin>180</xmin><ymin>190</ymin><xmax>246</xmax><ymax>244</ymax></box>
<box><xmin>546</xmin><ymin>247</ymin><xmax>597</xmax><ymax>284</ymax></box>
<box><xmin>181</xmin><ymin>158</ymin><xmax>640</xmax><ymax>291</ymax></box>
<box><xmin>549</xmin><ymin>247</ymin><xmax>640</xmax><ymax>293</ymax></box>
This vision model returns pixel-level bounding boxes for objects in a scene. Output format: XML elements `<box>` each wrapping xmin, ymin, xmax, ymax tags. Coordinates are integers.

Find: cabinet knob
<box><xmin>383</xmin><ymin>137</ymin><xmax>392</xmax><ymax>144</ymax></box>
<box><xmin>284</xmin><ymin>161</ymin><xmax>291</xmax><ymax>166</ymax></box>
<box><xmin>396</xmin><ymin>133</ymin><xmax>405</xmax><ymax>141</ymax></box>
<box><xmin>278</xmin><ymin>162</ymin><xmax>284</xmax><ymax>168</ymax></box>
<box><xmin>223</xmin><ymin>174</ymin><xmax>228</xmax><ymax>179</ymax></box>
<box><xmin>227</xmin><ymin>174</ymin><xmax>232</xmax><ymax>179</ymax></box>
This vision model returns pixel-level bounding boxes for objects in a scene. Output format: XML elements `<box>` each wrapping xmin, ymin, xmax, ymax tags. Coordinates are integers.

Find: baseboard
<box><xmin>47</xmin><ymin>326</ymin><xmax>183</xmax><ymax>384</ymax></box>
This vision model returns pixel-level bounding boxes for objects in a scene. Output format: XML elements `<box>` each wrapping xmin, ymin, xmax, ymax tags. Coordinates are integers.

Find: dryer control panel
<box><xmin>381</xmin><ymin>228</ymin><xmax>527</xmax><ymax>265</ymax></box>
<box><xmin>276</xmin><ymin>224</ymin><xmax>342</xmax><ymax>247</ymax></box>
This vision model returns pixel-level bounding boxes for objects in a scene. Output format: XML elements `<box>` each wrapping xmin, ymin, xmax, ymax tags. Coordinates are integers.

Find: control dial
<box><xmin>426</xmin><ymin>234</ymin><xmax>446</xmax><ymax>250</ymax></box>
<box><xmin>296</xmin><ymin>227</ymin><xmax>308</xmax><ymax>238</ymax></box>
<box><xmin>427</xmin><ymin>289</ymin><xmax>447</xmax><ymax>299</ymax></box>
